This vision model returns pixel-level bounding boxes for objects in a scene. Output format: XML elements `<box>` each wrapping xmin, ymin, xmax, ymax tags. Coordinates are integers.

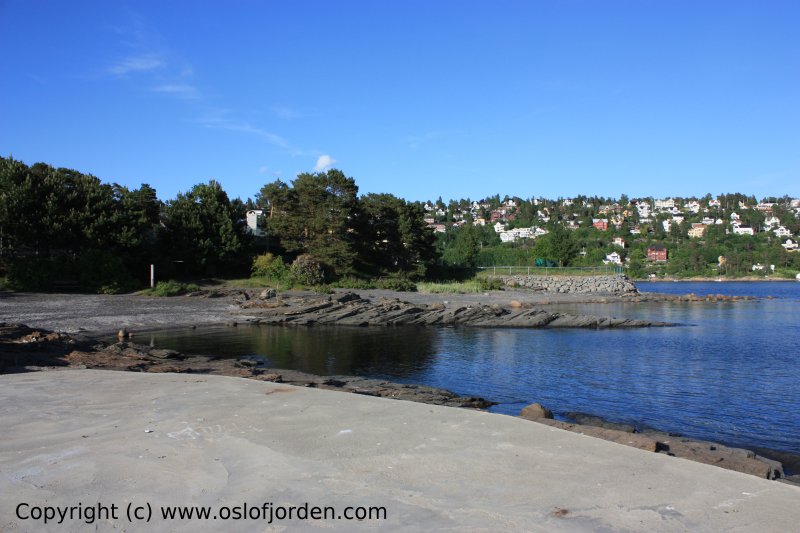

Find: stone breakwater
<box><xmin>502</xmin><ymin>274</ymin><xmax>639</xmax><ymax>294</ymax></box>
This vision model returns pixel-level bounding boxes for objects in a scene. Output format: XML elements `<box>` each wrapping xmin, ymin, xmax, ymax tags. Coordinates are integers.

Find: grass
<box><xmin>417</xmin><ymin>278</ymin><xmax>503</xmax><ymax>294</ymax></box>
<box><xmin>144</xmin><ymin>280</ymin><xmax>202</xmax><ymax>297</ymax></box>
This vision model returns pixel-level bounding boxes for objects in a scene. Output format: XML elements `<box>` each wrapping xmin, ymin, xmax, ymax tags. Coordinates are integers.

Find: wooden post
<box><xmin>150</xmin><ymin>264</ymin><xmax>155</xmax><ymax>288</ymax></box>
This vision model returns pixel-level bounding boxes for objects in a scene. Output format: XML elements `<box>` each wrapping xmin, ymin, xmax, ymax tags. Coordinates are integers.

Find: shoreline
<box><xmin>2</xmin><ymin>321</ymin><xmax>797</xmax><ymax>483</ymax></box>
<box><xmin>2</xmin><ymin>286</ymin><xmax>796</xmax><ymax>483</ymax></box>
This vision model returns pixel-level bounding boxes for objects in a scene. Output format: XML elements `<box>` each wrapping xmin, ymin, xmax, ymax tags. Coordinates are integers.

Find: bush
<box><xmin>251</xmin><ymin>253</ymin><xmax>288</xmax><ymax>281</ymax></box>
<box><xmin>332</xmin><ymin>276</ymin><xmax>377</xmax><ymax>290</ymax></box>
<box><xmin>477</xmin><ymin>277</ymin><xmax>503</xmax><ymax>291</ymax></box>
<box><xmin>375</xmin><ymin>277</ymin><xmax>417</xmax><ymax>292</ymax></box>
<box><xmin>289</xmin><ymin>254</ymin><xmax>327</xmax><ymax>286</ymax></box>
<box><xmin>150</xmin><ymin>280</ymin><xmax>201</xmax><ymax>297</ymax></box>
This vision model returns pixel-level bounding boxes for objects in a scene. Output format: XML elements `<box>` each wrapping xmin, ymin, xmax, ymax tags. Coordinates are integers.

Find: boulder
<box><xmin>520</xmin><ymin>403</ymin><xmax>554</xmax><ymax>420</ymax></box>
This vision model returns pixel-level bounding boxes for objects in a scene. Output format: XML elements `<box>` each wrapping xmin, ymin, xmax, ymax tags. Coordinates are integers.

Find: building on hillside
<box><xmin>773</xmin><ymin>226</ymin><xmax>793</xmax><ymax>237</ymax></box>
<box><xmin>732</xmin><ymin>225</ymin><xmax>754</xmax><ymax>236</ymax></box>
<box><xmin>612</xmin><ymin>237</ymin><xmax>626</xmax><ymax>248</ymax></box>
<box><xmin>246</xmin><ymin>210</ymin><xmax>264</xmax><ymax>236</ymax></box>
<box><xmin>592</xmin><ymin>219</ymin><xmax>609</xmax><ymax>231</ymax></box>
<box><xmin>782</xmin><ymin>239</ymin><xmax>799</xmax><ymax>252</ymax></box>
<box><xmin>708</xmin><ymin>199</ymin><xmax>721</xmax><ymax>208</ymax></box>
<box><xmin>655</xmin><ymin>198</ymin><xmax>675</xmax><ymax>211</ymax></box>
<box><xmin>730</xmin><ymin>212</ymin><xmax>741</xmax><ymax>221</ymax></box>
<box><xmin>684</xmin><ymin>201</ymin><xmax>701</xmax><ymax>213</ymax></box>
<box><xmin>688</xmin><ymin>223</ymin><xmax>707</xmax><ymax>238</ymax></box>
<box><xmin>764</xmin><ymin>216</ymin><xmax>781</xmax><ymax>228</ymax></box>
<box><xmin>604</xmin><ymin>252</ymin><xmax>622</xmax><ymax>265</ymax></box>
<box><xmin>647</xmin><ymin>245</ymin><xmax>668</xmax><ymax>262</ymax></box>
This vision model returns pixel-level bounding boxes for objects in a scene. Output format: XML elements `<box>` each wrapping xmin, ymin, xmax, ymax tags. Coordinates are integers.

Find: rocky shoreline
<box><xmin>236</xmin><ymin>291</ymin><xmax>675</xmax><ymax>328</ymax></box>
<box><xmin>2</xmin><ymin>321</ymin><xmax>798</xmax><ymax>484</ymax></box>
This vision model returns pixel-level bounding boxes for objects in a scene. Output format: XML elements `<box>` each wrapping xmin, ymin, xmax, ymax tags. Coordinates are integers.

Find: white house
<box><xmin>773</xmin><ymin>226</ymin><xmax>793</xmax><ymax>237</ymax></box>
<box><xmin>732</xmin><ymin>225</ymin><xmax>754</xmax><ymax>236</ymax></box>
<box><xmin>636</xmin><ymin>202</ymin><xmax>651</xmax><ymax>218</ymax></box>
<box><xmin>708</xmin><ymin>199</ymin><xmax>721</xmax><ymax>208</ymax></box>
<box><xmin>612</xmin><ymin>237</ymin><xmax>626</xmax><ymax>248</ymax></box>
<box><xmin>764</xmin><ymin>216</ymin><xmax>781</xmax><ymax>228</ymax></box>
<box><xmin>246</xmin><ymin>210</ymin><xmax>264</xmax><ymax>236</ymax></box>
<box><xmin>730</xmin><ymin>212</ymin><xmax>741</xmax><ymax>221</ymax></box>
<box><xmin>655</xmin><ymin>198</ymin><xmax>675</xmax><ymax>211</ymax></box>
<box><xmin>684</xmin><ymin>201</ymin><xmax>701</xmax><ymax>214</ymax></box>
<box><xmin>493</xmin><ymin>222</ymin><xmax>505</xmax><ymax>233</ymax></box>
<box><xmin>782</xmin><ymin>239</ymin><xmax>799</xmax><ymax>251</ymax></box>
<box><xmin>662</xmin><ymin>219</ymin><xmax>672</xmax><ymax>232</ymax></box>
<box><xmin>603</xmin><ymin>252</ymin><xmax>622</xmax><ymax>265</ymax></box>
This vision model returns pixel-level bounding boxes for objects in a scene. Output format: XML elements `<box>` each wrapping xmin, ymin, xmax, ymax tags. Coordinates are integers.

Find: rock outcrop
<box><xmin>519</xmin><ymin>403</ymin><xmax>786</xmax><ymax>480</ymax></box>
<box><xmin>239</xmin><ymin>292</ymin><xmax>673</xmax><ymax>329</ymax></box>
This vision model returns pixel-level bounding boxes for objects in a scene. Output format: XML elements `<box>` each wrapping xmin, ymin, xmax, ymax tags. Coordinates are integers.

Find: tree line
<box><xmin>0</xmin><ymin>157</ymin><xmax>438</xmax><ymax>291</ymax></box>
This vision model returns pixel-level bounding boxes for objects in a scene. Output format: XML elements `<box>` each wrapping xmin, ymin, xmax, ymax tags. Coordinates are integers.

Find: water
<box><xmin>139</xmin><ymin>281</ymin><xmax>800</xmax><ymax>456</ymax></box>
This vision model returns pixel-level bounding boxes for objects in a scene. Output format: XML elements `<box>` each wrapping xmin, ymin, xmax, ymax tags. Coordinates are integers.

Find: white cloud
<box><xmin>109</xmin><ymin>54</ymin><xmax>164</xmax><ymax>76</ymax></box>
<box><xmin>314</xmin><ymin>154</ymin><xmax>336</xmax><ymax>172</ymax></box>
<box><xmin>152</xmin><ymin>84</ymin><xmax>200</xmax><ymax>100</ymax></box>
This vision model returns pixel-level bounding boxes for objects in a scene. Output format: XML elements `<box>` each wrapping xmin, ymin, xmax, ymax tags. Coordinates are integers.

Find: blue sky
<box><xmin>1</xmin><ymin>1</ymin><xmax>798</xmax><ymax>203</ymax></box>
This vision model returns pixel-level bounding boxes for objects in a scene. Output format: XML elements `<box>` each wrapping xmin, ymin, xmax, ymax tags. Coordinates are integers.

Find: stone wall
<box><xmin>501</xmin><ymin>274</ymin><xmax>638</xmax><ymax>294</ymax></box>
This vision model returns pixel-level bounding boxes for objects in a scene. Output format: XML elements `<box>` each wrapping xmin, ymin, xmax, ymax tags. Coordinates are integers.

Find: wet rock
<box><xmin>520</xmin><ymin>403</ymin><xmax>554</xmax><ymax>420</ymax></box>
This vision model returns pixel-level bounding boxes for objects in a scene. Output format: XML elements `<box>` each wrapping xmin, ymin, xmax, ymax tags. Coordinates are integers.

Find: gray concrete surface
<box><xmin>2</xmin><ymin>370</ymin><xmax>798</xmax><ymax>532</ymax></box>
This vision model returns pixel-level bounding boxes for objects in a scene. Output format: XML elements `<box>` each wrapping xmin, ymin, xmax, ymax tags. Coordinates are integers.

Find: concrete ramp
<box><xmin>1</xmin><ymin>370</ymin><xmax>797</xmax><ymax>531</ymax></box>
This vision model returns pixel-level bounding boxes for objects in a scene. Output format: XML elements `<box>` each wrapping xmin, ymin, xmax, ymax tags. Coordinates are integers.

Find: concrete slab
<box><xmin>1</xmin><ymin>370</ymin><xmax>797</xmax><ymax>532</ymax></box>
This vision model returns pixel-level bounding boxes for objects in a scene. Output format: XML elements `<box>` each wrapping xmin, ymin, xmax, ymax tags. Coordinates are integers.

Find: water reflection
<box><xmin>145</xmin><ymin>325</ymin><xmax>439</xmax><ymax>380</ymax></box>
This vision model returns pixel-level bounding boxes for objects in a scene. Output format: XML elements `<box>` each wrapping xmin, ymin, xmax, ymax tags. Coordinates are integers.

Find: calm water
<box><xmin>140</xmin><ymin>281</ymin><xmax>800</xmax><ymax>456</ymax></box>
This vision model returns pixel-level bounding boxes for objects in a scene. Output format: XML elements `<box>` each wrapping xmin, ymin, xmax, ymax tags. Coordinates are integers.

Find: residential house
<box><xmin>493</xmin><ymin>222</ymin><xmax>505</xmax><ymax>233</ymax></box>
<box><xmin>708</xmin><ymin>199</ymin><xmax>721</xmax><ymax>208</ymax></box>
<box><xmin>423</xmin><ymin>216</ymin><xmax>435</xmax><ymax>225</ymax></box>
<box><xmin>756</xmin><ymin>202</ymin><xmax>775</xmax><ymax>212</ymax></box>
<box><xmin>662</xmin><ymin>219</ymin><xmax>672</xmax><ymax>232</ymax></box>
<box><xmin>655</xmin><ymin>198</ymin><xmax>675</xmax><ymax>211</ymax></box>
<box><xmin>782</xmin><ymin>239</ymin><xmax>799</xmax><ymax>252</ymax></box>
<box><xmin>245</xmin><ymin>210</ymin><xmax>264</xmax><ymax>236</ymax></box>
<box><xmin>647</xmin><ymin>245</ymin><xmax>668</xmax><ymax>262</ymax></box>
<box><xmin>592</xmin><ymin>219</ymin><xmax>609</xmax><ymax>231</ymax></box>
<box><xmin>732</xmin><ymin>225</ymin><xmax>754</xmax><ymax>236</ymax></box>
<box><xmin>684</xmin><ymin>201</ymin><xmax>701</xmax><ymax>214</ymax></box>
<box><xmin>562</xmin><ymin>198</ymin><xmax>573</xmax><ymax>206</ymax></box>
<box><xmin>612</xmin><ymin>237</ymin><xmax>626</xmax><ymax>248</ymax></box>
<box><xmin>688</xmin><ymin>223</ymin><xmax>707</xmax><ymax>238</ymax></box>
<box><xmin>701</xmin><ymin>216</ymin><xmax>716</xmax><ymax>225</ymax></box>
<box><xmin>773</xmin><ymin>226</ymin><xmax>793</xmax><ymax>237</ymax></box>
<box><xmin>730</xmin><ymin>212</ymin><xmax>741</xmax><ymax>222</ymax></box>
<box><xmin>629</xmin><ymin>225</ymin><xmax>641</xmax><ymax>235</ymax></box>
<box><xmin>604</xmin><ymin>252</ymin><xmax>622</xmax><ymax>265</ymax></box>
<box><xmin>763</xmin><ymin>216</ymin><xmax>781</xmax><ymax>228</ymax></box>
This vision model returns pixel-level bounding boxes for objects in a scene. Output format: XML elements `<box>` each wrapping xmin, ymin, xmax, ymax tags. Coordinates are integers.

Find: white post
<box><xmin>150</xmin><ymin>264</ymin><xmax>155</xmax><ymax>288</ymax></box>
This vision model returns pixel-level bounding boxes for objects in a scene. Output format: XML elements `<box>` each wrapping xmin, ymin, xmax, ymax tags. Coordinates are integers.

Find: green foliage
<box><xmin>289</xmin><ymin>254</ymin><xmax>327</xmax><ymax>286</ymax></box>
<box><xmin>150</xmin><ymin>280</ymin><xmax>201</xmax><ymax>297</ymax></box>
<box><xmin>375</xmin><ymin>277</ymin><xmax>417</xmax><ymax>291</ymax></box>
<box><xmin>251</xmin><ymin>253</ymin><xmax>288</xmax><ymax>281</ymax></box>
<box><xmin>417</xmin><ymin>279</ymin><xmax>501</xmax><ymax>294</ymax></box>
<box><xmin>162</xmin><ymin>180</ymin><xmax>247</xmax><ymax>275</ymax></box>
